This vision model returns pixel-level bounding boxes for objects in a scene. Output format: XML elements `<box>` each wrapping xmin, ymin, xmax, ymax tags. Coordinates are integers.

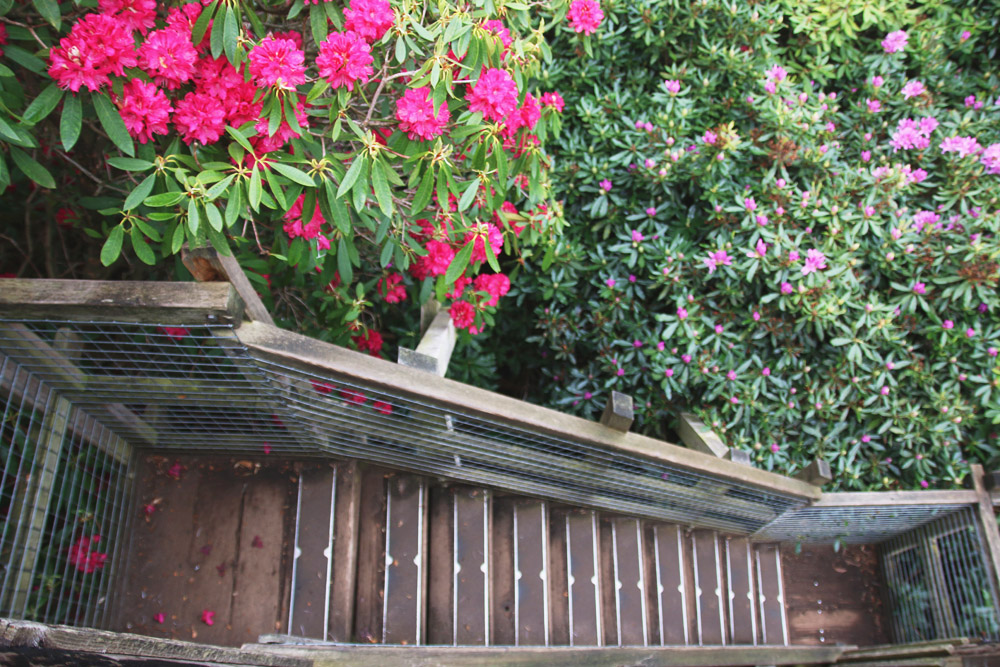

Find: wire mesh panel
<box><xmin>881</xmin><ymin>507</ymin><xmax>1000</xmax><ymax>643</ymax></box>
<box><xmin>0</xmin><ymin>356</ymin><xmax>134</xmax><ymax>627</ymax></box>
<box><xmin>0</xmin><ymin>319</ymin><xmax>808</xmax><ymax>534</ymax></box>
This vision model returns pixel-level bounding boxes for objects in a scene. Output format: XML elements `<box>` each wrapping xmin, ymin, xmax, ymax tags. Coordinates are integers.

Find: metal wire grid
<box><xmin>881</xmin><ymin>507</ymin><xmax>1000</xmax><ymax>643</ymax></box>
<box><xmin>0</xmin><ymin>358</ymin><xmax>134</xmax><ymax>628</ymax></box>
<box><xmin>0</xmin><ymin>319</ymin><xmax>808</xmax><ymax>534</ymax></box>
<box><xmin>751</xmin><ymin>503</ymin><xmax>974</xmax><ymax>544</ymax></box>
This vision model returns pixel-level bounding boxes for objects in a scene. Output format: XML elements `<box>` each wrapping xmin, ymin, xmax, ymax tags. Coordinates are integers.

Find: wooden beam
<box><xmin>814</xmin><ymin>490</ymin><xmax>979</xmax><ymax>507</ymax></box>
<box><xmin>0</xmin><ymin>619</ymin><xmax>307</xmax><ymax>666</ymax></box>
<box><xmin>235</xmin><ymin>321</ymin><xmax>821</xmax><ymax>501</ymax></box>
<box><xmin>971</xmin><ymin>464</ymin><xmax>1000</xmax><ymax>621</ymax></box>
<box><xmin>249</xmin><ymin>643</ymin><xmax>849</xmax><ymax>666</ymax></box>
<box><xmin>400</xmin><ymin>308</ymin><xmax>456</xmax><ymax>377</ymax></box>
<box><xmin>0</xmin><ymin>279</ymin><xmax>244</xmax><ymax>325</ymax></box>
<box><xmin>599</xmin><ymin>391</ymin><xmax>633</xmax><ymax>432</ymax></box>
<box><xmin>793</xmin><ymin>459</ymin><xmax>833</xmax><ymax>487</ymax></box>
<box><xmin>181</xmin><ymin>246</ymin><xmax>274</xmax><ymax>325</ymax></box>
<box><xmin>677</xmin><ymin>412</ymin><xmax>729</xmax><ymax>458</ymax></box>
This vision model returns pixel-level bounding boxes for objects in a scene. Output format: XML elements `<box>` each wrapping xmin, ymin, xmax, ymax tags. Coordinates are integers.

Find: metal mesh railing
<box><xmin>0</xmin><ymin>357</ymin><xmax>134</xmax><ymax>627</ymax></box>
<box><xmin>0</xmin><ymin>318</ymin><xmax>807</xmax><ymax>535</ymax></box>
<box><xmin>881</xmin><ymin>507</ymin><xmax>1000</xmax><ymax>642</ymax></box>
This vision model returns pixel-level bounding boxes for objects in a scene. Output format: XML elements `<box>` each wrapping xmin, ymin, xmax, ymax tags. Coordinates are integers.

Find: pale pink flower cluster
<box><xmin>889</xmin><ymin>117</ymin><xmax>939</xmax><ymax>151</ymax></box>
<box><xmin>882</xmin><ymin>30</ymin><xmax>908</xmax><ymax>54</ymax></box>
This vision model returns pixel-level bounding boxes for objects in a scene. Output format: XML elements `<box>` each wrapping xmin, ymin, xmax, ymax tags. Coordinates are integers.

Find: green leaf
<box><xmin>310</xmin><ymin>3</ymin><xmax>329</xmax><ymax>48</ymax></box>
<box><xmin>226</xmin><ymin>183</ymin><xmax>243</xmax><ymax>226</ymax></box>
<box><xmin>249</xmin><ymin>165</ymin><xmax>262</xmax><ymax>210</ymax></box>
<box><xmin>187</xmin><ymin>197</ymin><xmax>201</xmax><ymax>234</ymax></box>
<box><xmin>22</xmin><ymin>84</ymin><xmax>63</xmax><ymax>125</ymax></box>
<box><xmin>130</xmin><ymin>226</ymin><xmax>156</xmax><ymax>265</ymax></box>
<box><xmin>370</xmin><ymin>159</ymin><xmax>393</xmax><ymax>216</ymax></box>
<box><xmin>205</xmin><ymin>202</ymin><xmax>224</xmax><ymax>231</ymax></box>
<box><xmin>108</xmin><ymin>157</ymin><xmax>154</xmax><ymax>172</ymax></box>
<box><xmin>380</xmin><ymin>239</ymin><xmax>394</xmax><ymax>268</ymax></box>
<box><xmin>123</xmin><ymin>173</ymin><xmax>157</xmax><ymax>210</ymax></box>
<box><xmin>192</xmin><ymin>0</ymin><xmax>217</xmax><ymax>45</ymax></box>
<box><xmin>32</xmin><ymin>0</ymin><xmax>61</xmax><ymax>28</ymax></box>
<box><xmin>411</xmin><ymin>166</ymin><xmax>435</xmax><ymax>214</ymax></box>
<box><xmin>337</xmin><ymin>155</ymin><xmax>366</xmax><ymax>198</ymax></box>
<box><xmin>225</xmin><ymin>126</ymin><xmax>255</xmax><ymax>153</ymax></box>
<box><xmin>267</xmin><ymin>98</ymin><xmax>282</xmax><ymax>136</ymax></box>
<box><xmin>445</xmin><ymin>241</ymin><xmax>473</xmax><ymax>284</ymax></box>
<box><xmin>0</xmin><ymin>115</ymin><xmax>21</xmax><ymax>143</ymax></box>
<box><xmin>171</xmin><ymin>222</ymin><xmax>186</xmax><ymax>254</ymax></box>
<box><xmin>145</xmin><ymin>191</ymin><xmax>185</xmax><ymax>207</ymax></box>
<box><xmin>210</xmin><ymin>3</ymin><xmax>227</xmax><ymax>59</ymax></box>
<box><xmin>92</xmin><ymin>92</ymin><xmax>134</xmax><ymax>156</ymax></box>
<box><xmin>223</xmin><ymin>4</ymin><xmax>239</xmax><ymax>64</ymax></box>
<box><xmin>101</xmin><ymin>225</ymin><xmax>124</xmax><ymax>266</ymax></box>
<box><xmin>60</xmin><ymin>93</ymin><xmax>82</xmax><ymax>151</ymax></box>
<box><xmin>9</xmin><ymin>147</ymin><xmax>55</xmax><ymax>189</ymax></box>
<box><xmin>458</xmin><ymin>177</ymin><xmax>480</xmax><ymax>212</ymax></box>
<box><xmin>483</xmin><ymin>228</ymin><xmax>501</xmax><ymax>273</ymax></box>
<box><xmin>272</xmin><ymin>162</ymin><xmax>315</xmax><ymax>187</ymax></box>
<box><xmin>324</xmin><ymin>180</ymin><xmax>351</xmax><ymax>234</ymax></box>
<box><xmin>337</xmin><ymin>236</ymin><xmax>353</xmax><ymax>284</ymax></box>
<box><xmin>3</xmin><ymin>45</ymin><xmax>46</xmax><ymax>74</ymax></box>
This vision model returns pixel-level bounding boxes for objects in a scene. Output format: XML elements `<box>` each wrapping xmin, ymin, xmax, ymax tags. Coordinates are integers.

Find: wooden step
<box><xmin>725</xmin><ymin>536</ymin><xmax>756</xmax><ymax>645</ymax></box>
<box><xmin>565</xmin><ymin>510</ymin><xmax>602</xmax><ymax>646</ymax></box>
<box><xmin>653</xmin><ymin>524</ymin><xmax>688</xmax><ymax>645</ymax></box>
<box><xmin>513</xmin><ymin>500</ymin><xmax>549</xmax><ymax>645</ymax></box>
<box><xmin>353</xmin><ymin>467</ymin><xmax>388</xmax><ymax>643</ymax></box>
<box><xmin>453</xmin><ymin>487</ymin><xmax>490</xmax><ymax>645</ymax></box>
<box><xmin>611</xmin><ymin>517</ymin><xmax>648</xmax><ymax>646</ymax></box>
<box><xmin>755</xmin><ymin>543</ymin><xmax>788</xmax><ymax>645</ymax></box>
<box><xmin>692</xmin><ymin>530</ymin><xmax>725</xmax><ymax>645</ymax></box>
<box><xmin>382</xmin><ymin>474</ymin><xmax>428</xmax><ymax>645</ymax></box>
<box><xmin>288</xmin><ymin>464</ymin><xmax>336</xmax><ymax>639</ymax></box>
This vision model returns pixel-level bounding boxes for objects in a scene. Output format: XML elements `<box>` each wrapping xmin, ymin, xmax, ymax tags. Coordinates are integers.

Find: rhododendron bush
<box><xmin>0</xmin><ymin>0</ymin><xmax>578</xmax><ymax>346</ymax></box>
<box><xmin>481</xmin><ymin>0</ymin><xmax>1000</xmax><ymax>490</ymax></box>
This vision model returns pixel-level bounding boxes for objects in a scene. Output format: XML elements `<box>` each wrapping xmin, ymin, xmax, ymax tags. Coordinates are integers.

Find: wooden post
<box><xmin>181</xmin><ymin>245</ymin><xmax>274</xmax><ymax>325</ymax></box>
<box><xmin>725</xmin><ymin>448</ymin><xmax>751</xmax><ymax>466</ymax></box>
<box><xmin>793</xmin><ymin>459</ymin><xmax>833</xmax><ymax>487</ymax></box>
<box><xmin>599</xmin><ymin>391</ymin><xmax>633</xmax><ymax>432</ymax></box>
<box><xmin>399</xmin><ymin>307</ymin><xmax>455</xmax><ymax>378</ymax></box>
<box><xmin>6</xmin><ymin>396</ymin><xmax>72</xmax><ymax>615</ymax></box>
<box><xmin>677</xmin><ymin>413</ymin><xmax>728</xmax><ymax>458</ymax></box>
<box><xmin>970</xmin><ymin>464</ymin><xmax>1000</xmax><ymax>624</ymax></box>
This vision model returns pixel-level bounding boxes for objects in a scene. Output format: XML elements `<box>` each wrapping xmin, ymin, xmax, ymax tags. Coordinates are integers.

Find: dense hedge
<box><xmin>477</xmin><ymin>0</ymin><xmax>1000</xmax><ymax>490</ymax></box>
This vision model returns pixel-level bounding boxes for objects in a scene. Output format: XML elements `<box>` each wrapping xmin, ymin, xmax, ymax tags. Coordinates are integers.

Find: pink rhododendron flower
<box><xmin>466</xmin><ymin>68</ymin><xmax>518</xmax><ymax>122</ymax></box>
<box><xmin>481</xmin><ymin>19</ymin><xmax>512</xmax><ymax>49</ymax></box>
<box><xmin>981</xmin><ymin>143</ymin><xmax>1000</xmax><ymax>174</ymax></box>
<box><xmin>503</xmin><ymin>92</ymin><xmax>541</xmax><ymax>136</ymax></box>
<box><xmin>473</xmin><ymin>273</ymin><xmax>511</xmax><ymax>307</ymax></box>
<box><xmin>68</xmin><ymin>535</ymin><xmax>107</xmax><ymax>573</ymax></box>
<box><xmin>664</xmin><ymin>79</ymin><xmax>681</xmax><ymax>94</ymax></box>
<box><xmin>116</xmin><ymin>79</ymin><xmax>172</xmax><ymax>144</ymax></box>
<box><xmin>344</xmin><ymin>0</ymin><xmax>394</xmax><ymax>42</ymax></box>
<box><xmin>866</xmin><ymin>98</ymin><xmax>882</xmax><ymax>113</ymax></box>
<box><xmin>780</xmin><ymin>281</ymin><xmax>793</xmax><ymax>295</ymax></box>
<box><xmin>467</xmin><ymin>222</ymin><xmax>503</xmax><ymax>263</ymax></box>
<box><xmin>254</xmin><ymin>97</ymin><xmax>310</xmax><ymax>152</ymax></box>
<box><xmin>567</xmin><ymin>0</ymin><xmax>603</xmax><ymax>35</ymax></box>
<box><xmin>801</xmin><ymin>249</ymin><xmax>827</xmax><ymax>275</ymax></box>
<box><xmin>540</xmin><ymin>91</ymin><xmax>565</xmax><ymax>111</ymax></box>
<box><xmin>764</xmin><ymin>64</ymin><xmax>787</xmax><ymax>83</ymax></box>
<box><xmin>882</xmin><ymin>30</ymin><xmax>908</xmax><ymax>53</ymax></box>
<box><xmin>317</xmin><ymin>31</ymin><xmax>373</xmax><ymax>91</ymax></box>
<box><xmin>703</xmin><ymin>130</ymin><xmax>717</xmax><ymax>145</ymax></box>
<box><xmin>942</xmin><ymin>320</ymin><xmax>953</xmax><ymax>329</ymax></box>
<box><xmin>99</xmin><ymin>0</ymin><xmax>157</xmax><ymax>33</ymax></box>
<box><xmin>677</xmin><ymin>306</ymin><xmax>688</xmax><ymax>320</ymax></box>
<box><xmin>912</xmin><ymin>282</ymin><xmax>927</xmax><ymax>294</ymax></box>
<box><xmin>599</xmin><ymin>179</ymin><xmax>612</xmax><ymax>192</ymax></box>
<box><xmin>283</xmin><ymin>195</ymin><xmax>326</xmax><ymax>240</ymax></box>
<box><xmin>395</xmin><ymin>86</ymin><xmax>449</xmax><ymax>140</ymax></box>
<box><xmin>747</xmin><ymin>238</ymin><xmax>767</xmax><ymax>258</ymax></box>
<box><xmin>889</xmin><ymin>117</ymin><xmax>938</xmax><ymax>151</ymax></box>
<box><xmin>201</xmin><ymin>610</ymin><xmax>215</xmax><ymax>626</ymax></box>
<box><xmin>153</xmin><ymin>613</ymin><xmax>166</xmax><ymax>624</ymax></box>
<box><xmin>373</xmin><ymin>401</ymin><xmax>392</xmax><ymax>415</ymax></box>
<box><xmin>173</xmin><ymin>91</ymin><xmax>226</xmax><ymax>145</ymax></box>
<box><xmin>413</xmin><ymin>240</ymin><xmax>455</xmax><ymax>278</ymax></box>
<box><xmin>48</xmin><ymin>13</ymin><xmax>138</xmax><ymax>92</ymax></box>
<box><xmin>449</xmin><ymin>300</ymin><xmax>476</xmax><ymax>329</ymax></box>
<box><xmin>940</xmin><ymin>135</ymin><xmax>982</xmax><ymax>158</ymax></box>
<box><xmin>744</xmin><ymin>196</ymin><xmax>756</xmax><ymax>211</ymax></box>
<box><xmin>377</xmin><ymin>273</ymin><xmax>407</xmax><ymax>303</ymax></box>
<box><xmin>248</xmin><ymin>36</ymin><xmax>306</xmax><ymax>90</ymax></box>
<box><xmin>703</xmin><ymin>249</ymin><xmax>732</xmax><ymax>274</ymax></box>
<box><xmin>871</xmin><ymin>75</ymin><xmax>884</xmax><ymax>88</ymax></box>
<box><xmin>351</xmin><ymin>330</ymin><xmax>383</xmax><ymax>357</ymax></box>
<box><xmin>901</xmin><ymin>80</ymin><xmax>926</xmax><ymax>99</ymax></box>
<box><xmin>137</xmin><ymin>27</ymin><xmax>198</xmax><ymax>90</ymax></box>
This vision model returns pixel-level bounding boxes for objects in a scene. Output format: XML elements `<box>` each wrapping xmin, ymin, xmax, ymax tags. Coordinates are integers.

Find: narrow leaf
<box><xmin>60</xmin><ymin>93</ymin><xmax>82</xmax><ymax>151</ymax></box>
<box><xmin>457</xmin><ymin>177</ymin><xmax>480</xmax><ymax>212</ymax></box>
<box><xmin>123</xmin><ymin>172</ymin><xmax>156</xmax><ymax>210</ymax></box>
<box><xmin>272</xmin><ymin>162</ymin><xmax>315</xmax><ymax>187</ymax></box>
<box><xmin>92</xmin><ymin>92</ymin><xmax>134</xmax><ymax>156</ymax></box>
<box><xmin>101</xmin><ymin>225</ymin><xmax>125</xmax><ymax>266</ymax></box>
<box><xmin>130</xmin><ymin>227</ymin><xmax>156</xmax><ymax>265</ymax></box>
<box><xmin>337</xmin><ymin>155</ymin><xmax>366</xmax><ymax>198</ymax></box>
<box><xmin>223</xmin><ymin>4</ymin><xmax>239</xmax><ymax>64</ymax></box>
<box><xmin>22</xmin><ymin>84</ymin><xmax>63</xmax><ymax>125</ymax></box>
<box><xmin>9</xmin><ymin>147</ymin><xmax>56</xmax><ymax>189</ymax></box>
<box><xmin>370</xmin><ymin>158</ymin><xmax>393</xmax><ymax>216</ymax></box>
<box><xmin>108</xmin><ymin>157</ymin><xmax>154</xmax><ymax>172</ymax></box>
<box><xmin>32</xmin><ymin>0</ymin><xmax>61</xmax><ymax>28</ymax></box>
<box><xmin>445</xmin><ymin>241</ymin><xmax>473</xmax><ymax>284</ymax></box>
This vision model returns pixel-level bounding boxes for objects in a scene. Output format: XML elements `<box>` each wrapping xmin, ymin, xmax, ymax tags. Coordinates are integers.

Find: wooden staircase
<box><xmin>287</xmin><ymin>463</ymin><xmax>789</xmax><ymax>647</ymax></box>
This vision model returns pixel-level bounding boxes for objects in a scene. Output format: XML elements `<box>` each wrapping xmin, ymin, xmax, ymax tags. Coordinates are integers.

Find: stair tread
<box><xmin>693</xmin><ymin>530</ymin><xmax>725</xmax><ymax>645</ymax></box>
<box><xmin>612</xmin><ymin>518</ymin><xmax>648</xmax><ymax>646</ymax></box>
<box><xmin>654</xmin><ymin>524</ymin><xmax>688</xmax><ymax>645</ymax></box>
<box><xmin>566</xmin><ymin>511</ymin><xmax>602</xmax><ymax>646</ymax></box>
<box><xmin>453</xmin><ymin>487</ymin><xmax>490</xmax><ymax>645</ymax></box>
<box><xmin>514</xmin><ymin>501</ymin><xmax>549</xmax><ymax>646</ymax></box>
<box><xmin>382</xmin><ymin>475</ymin><xmax>426</xmax><ymax>645</ymax></box>
<box><xmin>756</xmin><ymin>543</ymin><xmax>787</xmax><ymax>645</ymax></box>
<box><xmin>289</xmin><ymin>465</ymin><xmax>336</xmax><ymax>639</ymax></box>
<box><xmin>726</xmin><ymin>537</ymin><xmax>756</xmax><ymax>645</ymax></box>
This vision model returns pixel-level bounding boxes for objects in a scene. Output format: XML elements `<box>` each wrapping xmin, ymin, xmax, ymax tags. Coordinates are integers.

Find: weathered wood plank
<box><xmin>382</xmin><ymin>475</ymin><xmax>427</xmax><ymax>645</ymax></box>
<box><xmin>612</xmin><ymin>518</ymin><xmax>648</xmax><ymax>646</ymax></box>
<box><xmin>547</xmin><ymin>509</ymin><xmax>570</xmax><ymax>646</ymax></box>
<box><xmin>491</xmin><ymin>497</ymin><xmax>516</xmax><ymax>646</ymax></box>
<box><xmin>654</xmin><ymin>524</ymin><xmax>688</xmax><ymax>646</ymax></box>
<box><xmin>514</xmin><ymin>501</ymin><xmax>549</xmax><ymax>646</ymax></box>
<box><xmin>598</xmin><ymin>518</ymin><xmax>617</xmax><ymax>647</ymax></box>
<box><xmin>247</xmin><ymin>641</ymin><xmax>850</xmax><ymax>666</ymax></box>
<box><xmin>0</xmin><ymin>279</ymin><xmax>244</xmax><ymax>324</ymax></box>
<box><xmin>970</xmin><ymin>463</ymin><xmax>1000</xmax><ymax>624</ymax></box>
<box><xmin>692</xmin><ymin>530</ymin><xmax>725</xmax><ymax>646</ymax></box>
<box><xmin>454</xmin><ymin>487</ymin><xmax>490</xmax><ymax>645</ymax></box>
<box><xmin>353</xmin><ymin>467</ymin><xmax>387</xmax><ymax>644</ymax></box>
<box><xmin>426</xmin><ymin>485</ymin><xmax>453</xmax><ymax>646</ymax></box>
<box><xmin>566</xmin><ymin>510</ymin><xmax>602</xmax><ymax>647</ymax></box>
<box><xmin>678</xmin><ymin>413</ymin><xmax>728</xmax><ymax>458</ymax></box>
<box><xmin>288</xmin><ymin>465</ymin><xmax>336</xmax><ymax>639</ymax></box>
<box><xmin>329</xmin><ymin>462</ymin><xmax>361</xmax><ymax>642</ymax></box>
<box><xmin>814</xmin><ymin>491</ymin><xmax>979</xmax><ymax>507</ymax></box>
<box><xmin>236</xmin><ymin>321</ymin><xmax>821</xmax><ymax>502</ymax></box>
<box><xmin>181</xmin><ymin>246</ymin><xmax>274</xmax><ymax>325</ymax></box>
<box><xmin>725</xmin><ymin>537</ymin><xmax>755</xmax><ymax>645</ymax></box>
<box><xmin>755</xmin><ymin>544</ymin><xmax>787</xmax><ymax>645</ymax></box>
